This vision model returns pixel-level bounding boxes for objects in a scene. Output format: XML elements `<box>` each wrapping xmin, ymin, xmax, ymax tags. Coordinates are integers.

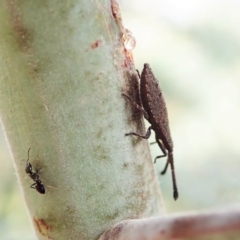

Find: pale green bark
<box><xmin>0</xmin><ymin>1</ymin><xmax>164</xmax><ymax>239</ymax></box>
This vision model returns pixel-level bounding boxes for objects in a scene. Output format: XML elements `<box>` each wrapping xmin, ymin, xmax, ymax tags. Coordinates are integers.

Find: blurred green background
<box><xmin>1</xmin><ymin>0</ymin><xmax>240</xmax><ymax>239</ymax></box>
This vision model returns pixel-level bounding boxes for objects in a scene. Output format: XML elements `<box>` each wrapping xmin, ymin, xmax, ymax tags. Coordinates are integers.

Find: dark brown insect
<box><xmin>25</xmin><ymin>148</ymin><xmax>45</xmax><ymax>194</ymax></box>
<box><xmin>122</xmin><ymin>63</ymin><xmax>178</xmax><ymax>200</ymax></box>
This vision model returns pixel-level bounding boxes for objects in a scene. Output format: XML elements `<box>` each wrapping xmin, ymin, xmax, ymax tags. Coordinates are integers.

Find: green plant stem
<box><xmin>0</xmin><ymin>1</ymin><xmax>164</xmax><ymax>239</ymax></box>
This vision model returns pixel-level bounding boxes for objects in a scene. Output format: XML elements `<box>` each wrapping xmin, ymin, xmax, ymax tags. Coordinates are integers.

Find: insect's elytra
<box><xmin>123</xmin><ymin>63</ymin><xmax>179</xmax><ymax>200</ymax></box>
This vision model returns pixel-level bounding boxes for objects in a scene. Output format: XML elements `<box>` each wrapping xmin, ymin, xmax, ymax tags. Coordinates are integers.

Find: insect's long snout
<box><xmin>168</xmin><ymin>153</ymin><xmax>178</xmax><ymax>200</ymax></box>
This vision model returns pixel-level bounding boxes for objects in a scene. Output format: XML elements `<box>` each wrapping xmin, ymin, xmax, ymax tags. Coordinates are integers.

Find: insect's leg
<box><xmin>150</xmin><ymin>141</ymin><xmax>157</xmax><ymax>145</ymax></box>
<box><xmin>36</xmin><ymin>167</ymin><xmax>43</xmax><ymax>174</ymax></box>
<box><xmin>30</xmin><ymin>183</ymin><xmax>37</xmax><ymax>189</ymax></box>
<box><xmin>136</xmin><ymin>69</ymin><xmax>141</xmax><ymax>79</ymax></box>
<box><xmin>154</xmin><ymin>138</ymin><xmax>169</xmax><ymax>173</ymax></box>
<box><xmin>45</xmin><ymin>184</ymin><xmax>58</xmax><ymax>189</ymax></box>
<box><xmin>155</xmin><ymin>139</ymin><xmax>179</xmax><ymax>200</ymax></box>
<box><xmin>168</xmin><ymin>152</ymin><xmax>179</xmax><ymax>200</ymax></box>
<box><xmin>154</xmin><ymin>138</ymin><xmax>167</xmax><ymax>164</ymax></box>
<box><xmin>122</xmin><ymin>93</ymin><xmax>149</xmax><ymax>120</ymax></box>
<box><xmin>160</xmin><ymin>160</ymin><xmax>169</xmax><ymax>175</ymax></box>
<box><xmin>35</xmin><ymin>157</ymin><xmax>45</xmax><ymax>174</ymax></box>
<box><xmin>125</xmin><ymin>126</ymin><xmax>152</xmax><ymax>139</ymax></box>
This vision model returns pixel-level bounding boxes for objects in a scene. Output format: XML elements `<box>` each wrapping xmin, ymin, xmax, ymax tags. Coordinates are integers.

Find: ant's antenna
<box><xmin>27</xmin><ymin>148</ymin><xmax>31</xmax><ymax>163</ymax></box>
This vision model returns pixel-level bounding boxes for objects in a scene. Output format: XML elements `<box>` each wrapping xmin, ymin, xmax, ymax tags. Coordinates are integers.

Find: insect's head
<box><xmin>25</xmin><ymin>162</ymin><xmax>32</xmax><ymax>174</ymax></box>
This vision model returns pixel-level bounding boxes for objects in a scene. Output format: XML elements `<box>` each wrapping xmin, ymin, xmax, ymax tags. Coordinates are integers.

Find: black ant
<box><xmin>25</xmin><ymin>148</ymin><xmax>45</xmax><ymax>194</ymax></box>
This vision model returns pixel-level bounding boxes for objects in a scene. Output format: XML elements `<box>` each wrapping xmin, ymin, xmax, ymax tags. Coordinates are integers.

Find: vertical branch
<box><xmin>0</xmin><ymin>0</ymin><xmax>164</xmax><ymax>239</ymax></box>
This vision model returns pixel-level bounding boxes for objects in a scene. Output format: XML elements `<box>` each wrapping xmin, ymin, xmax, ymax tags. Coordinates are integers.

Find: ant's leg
<box><xmin>45</xmin><ymin>185</ymin><xmax>58</xmax><ymax>189</ymax></box>
<box><xmin>122</xmin><ymin>93</ymin><xmax>149</xmax><ymax>120</ymax></box>
<box><xmin>36</xmin><ymin>167</ymin><xmax>43</xmax><ymax>174</ymax></box>
<box><xmin>35</xmin><ymin>157</ymin><xmax>45</xmax><ymax>174</ymax></box>
<box><xmin>30</xmin><ymin>183</ymin><xmax>37</xmax><ymax>189</ymax></box>
<box><xmin>125</xmin><ymin>126</ymin><xmax>152</xmax><ymax>139</ymax></box>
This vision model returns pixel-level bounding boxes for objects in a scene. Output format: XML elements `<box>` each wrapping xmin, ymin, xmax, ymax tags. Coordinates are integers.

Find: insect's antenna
<box><xmin>27</xmin><ymin>148</ymin><xmax>31</xmax><ymax>163</ymax></box>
